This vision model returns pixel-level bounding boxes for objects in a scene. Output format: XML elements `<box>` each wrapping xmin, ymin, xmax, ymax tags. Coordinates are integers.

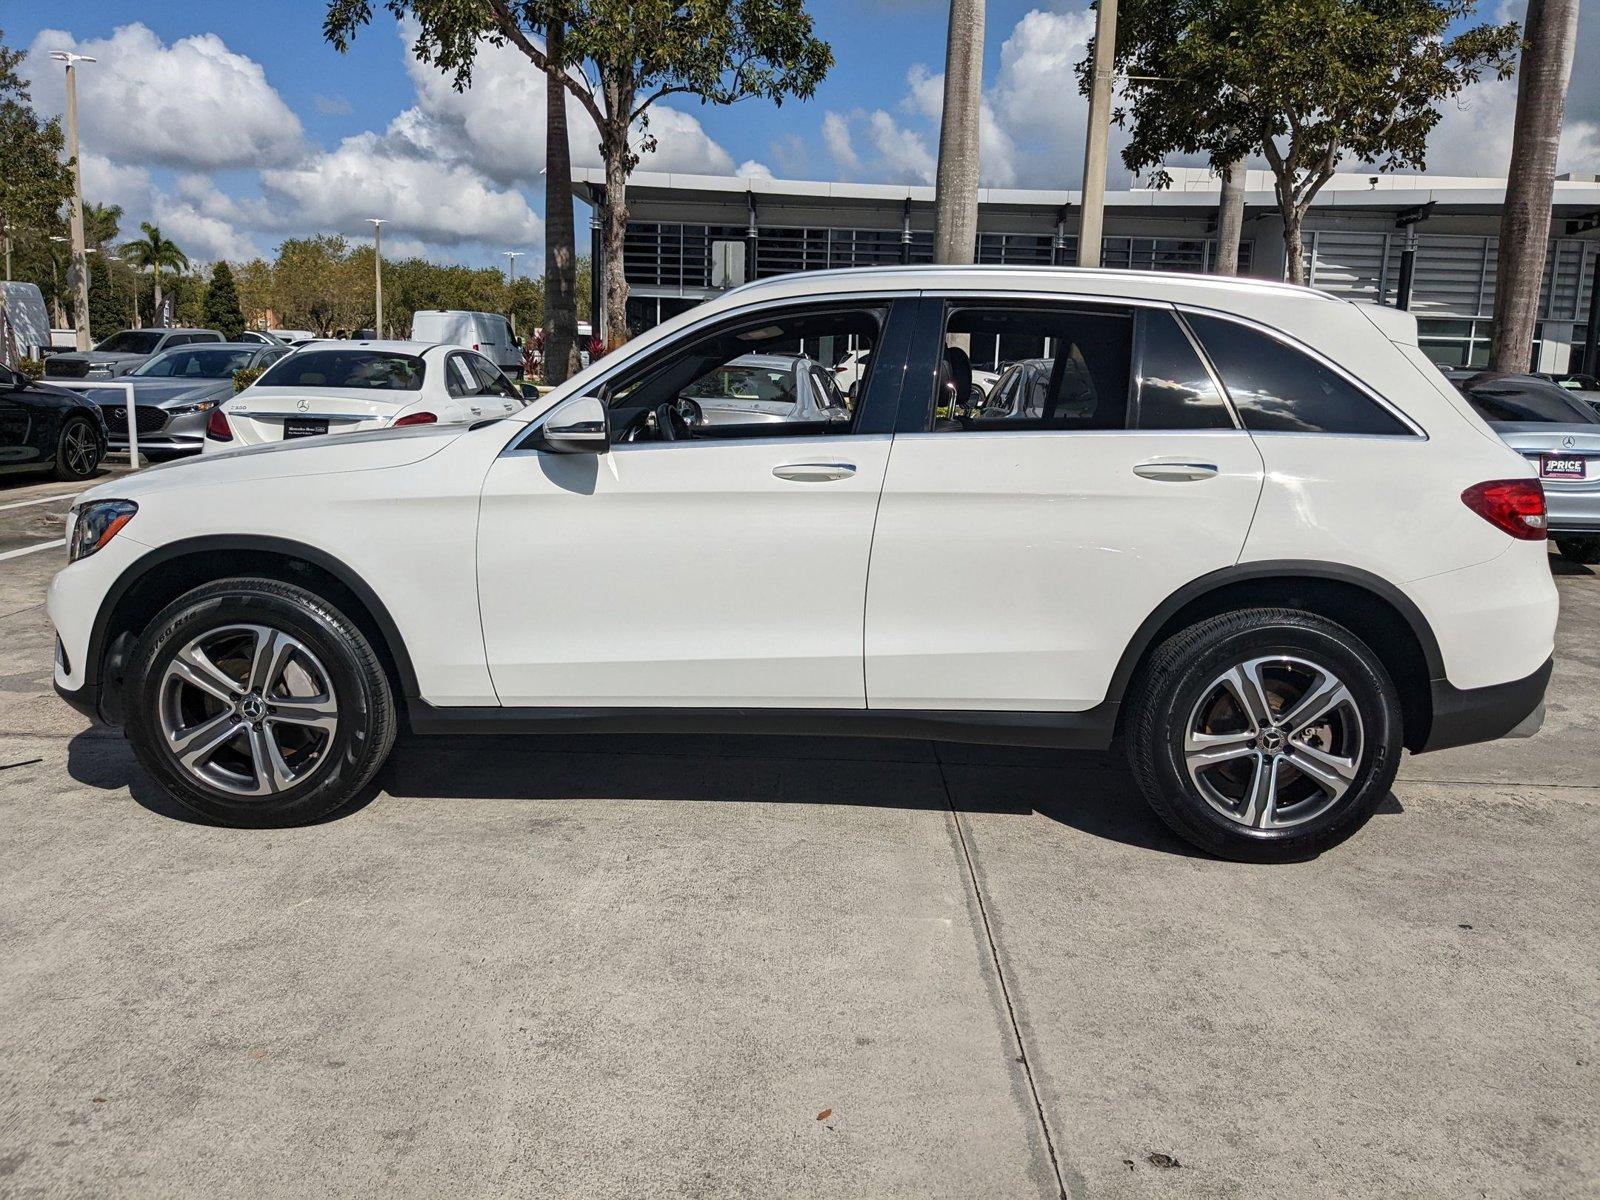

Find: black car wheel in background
<box><xmin>0</xmin><ymin>363</ymin><xmax>108</xmax><ymax>483</ymax></box>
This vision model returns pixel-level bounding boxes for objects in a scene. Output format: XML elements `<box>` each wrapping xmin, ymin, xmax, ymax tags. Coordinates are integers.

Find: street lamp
<box><xmin>367</xmin><ymin>218</ymin><xmax>385</xmax><ymax>337</ymax></box>
<box><xmin>503</xmin><ymin>250</ymin><xmax>523</xmax><ymax>285</ymax></box>
<box><xmin>2</xmin><ymin>222</ymin><xmax>11</xmax><ymax>282</ymax></box>
<box><xmin>50</xmin><ymin>50</ymin><xmax>97</xmax><ymax>351</ymax></box>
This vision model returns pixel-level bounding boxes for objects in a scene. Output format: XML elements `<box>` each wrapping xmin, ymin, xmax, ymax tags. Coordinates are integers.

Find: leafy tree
<box><xmin>87</xmin><ymin>251</ymin><xmax>133</xmax><ymax>335</ymax></box>
<box><xmin>1086</xmin><ymin>0</ymin><xmax>1520</xmax><ymax>284</ymax></box>
<box><xmin>233</xmin><ymin>258</ymin><xmax>276</xmax><ymax>329</ymax></box>
<box><xmin>0</xmin><ymin>27</ymin><xmax>72</xmax><ymax>363</ymax></box>
<box><xmin>83</xmin><ymin>202</ymin><xmax>122</xmax><ymax>251</ymax></box>
<box><xmin>121</xmin><ymin>223</ymin><xmax>190</xmax><ymax>325</ymax></box>
<box><xmin>324</xmin><ymin>0</ymin><xmax>833</xmax><ymax>348</ymax></box>
<box><xmin>203</xmin><ymin>260</ymin><xmax>248</xmax><ymax>339</ymax></box>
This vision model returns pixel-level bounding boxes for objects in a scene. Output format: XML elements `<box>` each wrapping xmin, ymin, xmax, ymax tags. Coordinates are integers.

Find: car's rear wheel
<box><xmin>125</xmin><ymin>578</ymin><xmax>396</xmax><ymax>827</ymax></box>
<box><xmin>53</xmin><ymin>415</ymin><xmax>102</xmax><ymax>481</ymax></box>
<box><xmin>1555</xmin><ymin>537</ymin><xmax>1600</xmax><ymax>564</ymax></box>
<box><xmin>1125</xmin><ymin>608</ymin><xmax>1403</xmax><ymax>862</ymax></box>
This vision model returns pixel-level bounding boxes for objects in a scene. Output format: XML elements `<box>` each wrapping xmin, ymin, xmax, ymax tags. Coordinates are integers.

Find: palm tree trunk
<box><xmin>153</xmin><ymin>266</ymin><xmax>165</xmax><ymax>328</ymax></box>
<box><xmin>933</xmin><ymin>0</ymin><xmax>985</xmax><ymax>263</ymax></box>
<box><xmin>543</xmin><ymin>15</ymin><xmax>581</xmax><ymax>384</ymax></box>
<box><xmin>1214</xmin><ymin>158</ymin><xmax>1247</xmax><ymax>276</ymax></box>
<box><xmin>1490</xmin><ymin>0</ymin><xmax>1579</xmax><ymax>373</ymax></box>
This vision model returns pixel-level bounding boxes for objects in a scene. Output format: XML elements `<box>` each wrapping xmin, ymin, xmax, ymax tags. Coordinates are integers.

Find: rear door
<box><xmin>864</xmin><ymin>296</ymin><xmax>1266</xmax><ymax>712</ymax></box>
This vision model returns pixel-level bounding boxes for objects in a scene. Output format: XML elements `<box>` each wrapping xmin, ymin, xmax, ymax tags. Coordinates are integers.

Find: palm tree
<box><xmin>932</xmin><ymin>0</ymin><xmax>985</xmax><ymax>263</ymax></box>
<box><xmin>121</xmin><ymin>222</ymin><xmax>188</xmax><ymax>327</ymax></box>
<box><xmin>1490</xmin><ymin>0</ymin><xmax>1580</xmax><ymax>373</ymax></box>
<box><xmin>83</xmin><ymin>202</ymin><xmax>122</xmax><ymax>252</ymax></box>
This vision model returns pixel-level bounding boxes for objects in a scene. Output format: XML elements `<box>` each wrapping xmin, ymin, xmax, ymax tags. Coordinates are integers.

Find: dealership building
<box><xmin>572</xmin><ymin>165</ymin><xmax>1600</xmax><ymax>372</ymax></box>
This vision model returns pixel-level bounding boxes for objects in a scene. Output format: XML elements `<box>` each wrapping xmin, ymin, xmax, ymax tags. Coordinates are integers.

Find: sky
<box><xmin>7</xmin><ymin>0</ymin><xmax>1599</xmax><ymax>271</ymax></box>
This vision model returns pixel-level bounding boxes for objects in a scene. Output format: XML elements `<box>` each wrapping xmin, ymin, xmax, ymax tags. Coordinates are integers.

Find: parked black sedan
<box><xmin>0</xmin><ymin>363</ymin><xmax>108</xmax><ymax>482</ymax></box>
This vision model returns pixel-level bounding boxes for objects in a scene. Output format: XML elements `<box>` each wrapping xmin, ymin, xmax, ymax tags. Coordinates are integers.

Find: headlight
<box><xmin>168</xmin><ymin>399</ymin><xmax>218</xmax><ymax>416</ymax></box>
<box><xmin>68</xmin><ymin>500</ymin><xmax>138</xmax><ymax>562</ymax></box>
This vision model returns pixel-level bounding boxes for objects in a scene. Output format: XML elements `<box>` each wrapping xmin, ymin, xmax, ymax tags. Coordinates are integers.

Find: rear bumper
<box><xmin>1543</xmin><ymin>490</ymin><xmax>1600</xmax><ymax>534</ymax></box>
<box><xmin>1418</xmin><ymin>657</ymin><xmax>1553</xmax><ymax>753</ymax></box>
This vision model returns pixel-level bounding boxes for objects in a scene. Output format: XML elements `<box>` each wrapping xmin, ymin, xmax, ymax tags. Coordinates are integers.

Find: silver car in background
<box><xmin>1449</xmin><ymin>370</ymin><xmax>1600</xmax><ymax>564</ymax></box>
<box><xmin>679</xmin><ymin>352</ymin><xmax>853</xmax><ymax>427</ymax></box>
<box><xmin>84</xmin><ymin>343</ymin><xmax>292</xmax><ymax>458</ymax></box>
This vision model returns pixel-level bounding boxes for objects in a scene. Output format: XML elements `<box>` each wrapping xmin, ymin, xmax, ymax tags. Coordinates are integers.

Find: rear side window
<box><xmin>942</xmin><ymin>304</ymin><xmax>1133</xmax><ymax>431</ymax></box>
<box><xmin>1186</xmin><ymin>313</ymin><xmax>1410</xmax><ymax>436</ymax></box>
<box><xmin>1132</xmin><ymin>309</ymin><xmax>1233</xmax><ymax>430</ymax></box>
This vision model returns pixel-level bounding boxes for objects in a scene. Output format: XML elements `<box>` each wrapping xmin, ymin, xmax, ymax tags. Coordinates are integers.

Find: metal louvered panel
<box><xmin>1406</xmin><ymin>235</ymin><xmax>1493</xmax><ymax>316</ymax></box>
<box><xmin>1304</xmin><ymin>231</ymin><xmax>1390</xmax><ymax>302</ymax></box>
<box><xmin>623</xmin><ymin>223</ymin><xmax>746</xmax><ymax>287</ymax></box>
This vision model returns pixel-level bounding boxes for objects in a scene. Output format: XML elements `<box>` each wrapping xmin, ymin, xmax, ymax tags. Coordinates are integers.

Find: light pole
<box><xmin>1076</xmin><ymin>0</ymin><xmax>1118</xmax><ymax>269</ymax></box>
<box><xmin>2</xmin><ymin>222</ymin><xmax>11</xmax><ymax>281</ymax></box>
<box><xmin>367</xmin><ymin>218</ymin><xmax>385</xmax><ymax>337</ymax></box>
<box><xmin>503</xmin><ymin>250</ymin><xmax>523</xmax><ymax>285</ymax></box>
<box><xmin>51</xmin><ymin>51</ymin><xmax>97</xmax><ymax>350</ymax></box>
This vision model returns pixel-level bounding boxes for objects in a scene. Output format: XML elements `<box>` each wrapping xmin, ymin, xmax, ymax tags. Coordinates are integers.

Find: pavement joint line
<box><xmin>933</xmin><ymin>740</ymin><xmax>1073</xmax><ymax>1200</ymax></box>
<box><xmin>0</xmin><ymin>538</ymin><xmax>66</xmax><ymax>562</ymax></box>
<box><xmin>0</xmin><ymin>492</ymin><xmax>81</xmax><ymax>512</ymax></box>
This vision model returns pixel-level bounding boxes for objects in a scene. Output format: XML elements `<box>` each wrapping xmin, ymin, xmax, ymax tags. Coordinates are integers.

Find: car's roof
<box><xmin>292</xmin><ymin>339</ymin><xmax>441</xmax><ymax>354</ymax></box>
<box><xmin>721</xmin><ymin>264</ymin><xmax>1341</xmax><ymax>307</ymax></box>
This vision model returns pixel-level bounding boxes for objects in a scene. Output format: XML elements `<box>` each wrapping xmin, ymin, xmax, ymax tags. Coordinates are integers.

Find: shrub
<box><xmin>233</xmin><ymin>366</ymin><xmax>265</xmax><ymax>393</ymax></box>
<box><xmin>17</xmin><ymin>357</ymin><xmax>43</xmax><ymax>380</ymax></box>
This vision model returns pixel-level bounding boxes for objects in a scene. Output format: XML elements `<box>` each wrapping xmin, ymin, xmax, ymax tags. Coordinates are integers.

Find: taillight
<box><xmin>206</xmin><ymin>407</ymin><xmax>233</xmax><ymax>441</ymax></box>
<box><xmin>1461</xmin><ymin>479</ymin><xmax>1546</xmax><ymax>540</ymax></box>
<box><xmin>394</xmin><ymin>411</ymin><xmax>437</xmax><ymax>427</ymax></box>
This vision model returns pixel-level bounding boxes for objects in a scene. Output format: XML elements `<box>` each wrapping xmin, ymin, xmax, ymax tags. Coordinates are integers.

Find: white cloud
<box><xmin>25</xmin><ymin>23</ymin><xmax>305</xmax><ymax>171</ymax></box>
<box><xmin>260</xmin><ymin>132</ymin><xmax>543</xmax><ymax>250</ymax></box>
<box><xmin>1422</xmin><ymin>74</ymin><xmax>1600</xmax><ymax>177</ymax></box>
<box><xmin>822</xmin><ymin>111</ymin><xmax>861</xmax><ymax>175</ymax></box>
<box><xmin>867</xmin><ymin>110</ymin><xmax>936</xmax><ymax>184</ymax></box>
<box><xmin>736</xmin><ymin>160</ymin><xmax>774</xmax><ymax>181</ymax></box>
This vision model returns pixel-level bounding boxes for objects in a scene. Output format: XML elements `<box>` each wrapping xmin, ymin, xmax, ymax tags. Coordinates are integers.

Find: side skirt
<box><xmin>406</xmin><ymin>701</ymin><xmax>1120</xmax><ymax>750</ymax></box>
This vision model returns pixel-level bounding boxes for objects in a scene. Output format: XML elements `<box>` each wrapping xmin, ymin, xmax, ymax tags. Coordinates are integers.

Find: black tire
<box><xmin>1555</xmin><ymin>537</ymin><xmax>1600</xmax><ymax>565</ymax></box>
<box><xmin>1125</xmin><ymin>608</ymin><xmax>1403</xmax><ymax>862</ymax></box>
<box><xmin>53</xmin><ymin>415</ymin><xmax>102</xmax><ymax>481</ymax></box>
<box><xmin>125</xmin><ymin>578</ymin><xmax>397</xmax><ymax>828</ymax></box>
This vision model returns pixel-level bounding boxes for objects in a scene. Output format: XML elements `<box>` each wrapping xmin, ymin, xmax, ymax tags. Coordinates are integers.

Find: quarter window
<box><xmin>1185</xmin><ymin>312</ymin><xmax>1410</xmax><ymax>435</ymax></box>
<box><xmin>1131</xmin><ymin>309</ymin><xmax>1233</xmax><ymax>430</ymax></box>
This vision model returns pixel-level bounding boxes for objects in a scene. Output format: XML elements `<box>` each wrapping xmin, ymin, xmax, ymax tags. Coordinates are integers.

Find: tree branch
<box><xmin>485</xmin><ymin>0</ymin><xmax>606</xmax><ymax>129</ymax></box>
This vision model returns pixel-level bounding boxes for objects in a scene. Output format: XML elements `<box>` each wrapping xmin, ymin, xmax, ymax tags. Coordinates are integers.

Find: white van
<box><xmin>1</xmin><ymin>283</ymin><xmax>52</xmax><ymax>359</ymax></box>
<box><xmin>410</xmin><ymin>310</ymin><xmax>522</xmax><ymax>378</ymax></box>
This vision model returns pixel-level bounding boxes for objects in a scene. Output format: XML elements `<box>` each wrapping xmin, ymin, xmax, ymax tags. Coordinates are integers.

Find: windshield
<box><xmin>132</xmin><ymin>348</ymin><xmax>257</xmax><ymax>379</ymax></box>
<box><xmin>94</xmin><ymin>331</ymin><xmax>163</xmax><ymax>355</ymax></box>
<box><xmin>1465</xmin><ymin>382</ymin><xmax>1600</xmax><ymax>425</ymax></box>
<box><xmin>257</xmin><ymin>349</ymin><xmax>426</xmax><ymax>391</ymax></box>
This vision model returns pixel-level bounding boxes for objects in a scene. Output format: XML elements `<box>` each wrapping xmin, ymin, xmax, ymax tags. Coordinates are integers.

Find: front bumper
<box><xmin>1418</xmin><ymin>657</ymin><xmax>1553</xmax><ymax>753</ymax></box>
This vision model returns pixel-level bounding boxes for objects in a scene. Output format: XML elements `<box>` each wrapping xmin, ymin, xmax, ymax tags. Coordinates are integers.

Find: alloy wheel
<box><xmin>1183</xmin><ymin>655</ymin><xmax>1364</xmax><ymax>830</ymax></box>
<box><xmin>63</xmin><ymin>422</ymin><xmax>98</xmax><ymax>476</ymax></box>
<box><xmin>157</xmin><ymin>624</ymin><xmax>339</xmax><ymax>797</ymax></box>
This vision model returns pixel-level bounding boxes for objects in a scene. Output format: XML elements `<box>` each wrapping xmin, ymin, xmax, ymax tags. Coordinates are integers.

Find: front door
<box><xmin>477</xmin><ymin>299</ymin><xmax>911</xmax><ymax>708</ymax></box>
<box><xmin>864</xmin><ymin>297</ymin><xmax>1266</xmax><ymax>712</ymax></box>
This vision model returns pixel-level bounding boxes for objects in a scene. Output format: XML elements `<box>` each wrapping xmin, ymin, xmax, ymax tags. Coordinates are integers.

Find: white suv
<box><xmin>48</xmin><ymin>267</ymin><xmax>1557</xmax><ymax>861</ymax></box>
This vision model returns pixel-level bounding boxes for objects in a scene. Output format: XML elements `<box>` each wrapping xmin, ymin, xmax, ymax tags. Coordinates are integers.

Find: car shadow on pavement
<box><xmin>1548</xmin><ymin>554</ymin><xmax>1595</xmax><ymax>578</ymax></box>
<box><xmin>64</xmin><ymin>728</ymin><xmax>1403</xmax><ymax>858</ymax></box>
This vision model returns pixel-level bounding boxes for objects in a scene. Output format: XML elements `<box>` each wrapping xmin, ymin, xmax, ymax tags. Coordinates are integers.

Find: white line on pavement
<box><xmin>0</xmin><ymin>493</ymin><xmax>80</xmax><ymax>512</ymax></box>
<box><xmin>0</xmin><ymin>538</ymin><xmax>66</xmax><ymax>562</ymax></box>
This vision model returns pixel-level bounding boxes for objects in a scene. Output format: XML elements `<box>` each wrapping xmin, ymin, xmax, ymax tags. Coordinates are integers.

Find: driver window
<box><xmin>605</xmin><ymin>305</ymin><xmax>883</xmax><ymax>443</ymax></box>
<box><xmin>446</xmin><ymin>354</ymin><xmax>485</xmax><ymax>398</ymax></box>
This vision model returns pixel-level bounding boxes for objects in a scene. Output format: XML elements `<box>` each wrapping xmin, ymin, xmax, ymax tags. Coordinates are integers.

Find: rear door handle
<box><xmin>773</xmin><ymin>462</ymin><xmax>856</xmax><ymax>482</ymax></box>
<box><xmin>1133</xmin><ymin>460</ymin><xmax>1218</xmax><ymax>482</ymax></box>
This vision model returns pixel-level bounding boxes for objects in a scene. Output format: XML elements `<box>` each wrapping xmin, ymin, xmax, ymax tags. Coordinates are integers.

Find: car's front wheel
<box><xmin>1125</xmin><ymin>608</ymin><xmax>1403</xmax><ymax>862</ymax></box>
<box><xmin>125</xmin><ymin>578</ymin><xmax>397</xmax><ymax>827</ymax></box>
<box><xmin>53</xmin><ymin>415</ymin><xmax>102</xmax><ymax>481</ymax></box>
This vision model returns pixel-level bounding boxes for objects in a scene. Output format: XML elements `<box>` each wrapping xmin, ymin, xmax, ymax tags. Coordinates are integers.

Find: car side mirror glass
<box><xmin>534</xmin><ymin>394</ymin><xmax>610</xmax><ymax>454</ymax></box>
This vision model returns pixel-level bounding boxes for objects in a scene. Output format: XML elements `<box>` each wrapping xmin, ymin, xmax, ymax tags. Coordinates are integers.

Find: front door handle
<box><xmin>773</xmin><ymin>462</ymin><xmax>856</xmax><ymax>482</ymax></box>
<box><xmin>1132</xmin><ymin>460</ymin><xmax>1218</xmax><ymax>482</ymax></box>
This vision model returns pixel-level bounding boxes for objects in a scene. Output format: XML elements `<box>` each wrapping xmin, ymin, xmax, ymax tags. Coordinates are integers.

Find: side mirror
<box><xmin>534</xmin><ymin>394</ymin><xmax>609</xmax><ymax>454</ymax></box>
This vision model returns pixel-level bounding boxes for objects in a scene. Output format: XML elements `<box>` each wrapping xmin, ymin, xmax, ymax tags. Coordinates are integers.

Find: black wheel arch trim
<box><xmin>1102</xmin><ymin>559</ymin><xmax>1448</xmax><ymax>706</ymax></box>
<box><xmin>80</xmin><ymin>534</ymin><xmax>421</xmax><ymax>723</ymax></box>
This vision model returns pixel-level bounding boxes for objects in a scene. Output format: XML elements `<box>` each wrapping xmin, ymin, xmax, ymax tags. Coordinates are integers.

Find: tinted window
<box><xmin>1187</xmin><ymin>313</ymin><xmax>1410</xmax><ymax>435</ymax></box>
<box><xmin>257</xmin><ymin>350</ymin><xmax>425</xmax><ymax>391</ymax></box>
<box><xmin>1464</xmin><ymin>382</ymin><xmax>1600</xmax><ymax>425</ymax></box>
<box><xmin>95</xmin><ymin>331</ymin><xmax>163</xmax><ymax>354</ymax></box>
<box><xmin>467</xmin><ymin>355</ymin><xmax>521</xmax><ymax>401</ymax></box>
<box><xmin>1133</xmin><ymin>309</ymin><xmax>1232</xmax><ymax>430</ymax></box>
<box><xmin>445</xmin><ymin>354</ymin><xmax>486</xmax><ymax>397</ymax></box>
<box><xmin>132</xmin><ymin>348</ymin><xmax>257</xmax><ymax>378</ymax></box>
<box><xmin>940</xmin><ymin>305</ymin><xmax>1133</xmax><ymax>431</ymax></box>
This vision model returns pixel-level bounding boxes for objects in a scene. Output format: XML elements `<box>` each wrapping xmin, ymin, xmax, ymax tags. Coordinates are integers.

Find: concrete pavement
<box><xmin>1</xmin><ymin>469</ymin><xmax>1596</xmax><ymax>1198</ymax></box>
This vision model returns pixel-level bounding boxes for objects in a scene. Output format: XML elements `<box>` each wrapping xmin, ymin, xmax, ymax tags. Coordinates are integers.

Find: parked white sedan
<box><xmin>203</xmin><ymin>341</ymin><xmax>523</xmax><ymax>451</ymax></box>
